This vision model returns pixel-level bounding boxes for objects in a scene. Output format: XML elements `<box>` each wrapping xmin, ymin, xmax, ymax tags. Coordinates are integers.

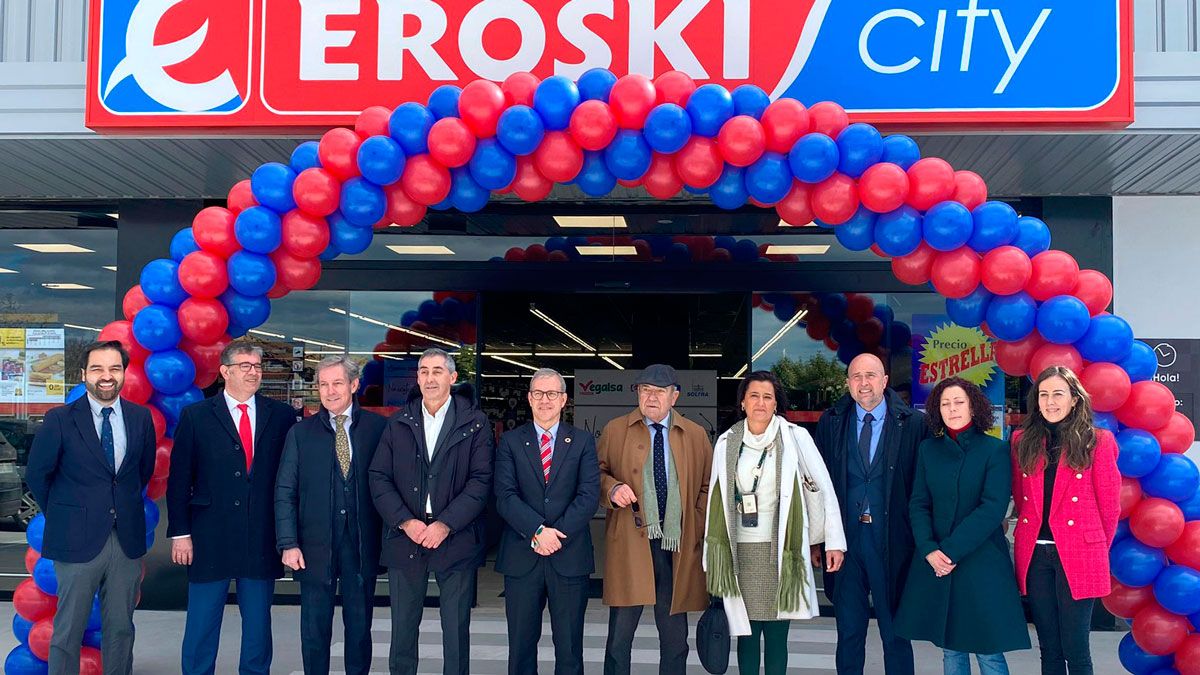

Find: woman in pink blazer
<box><xmin>1010</xmin><ymin>365</ymin><xmax>1120</xmax><ymax>675</ymax></box>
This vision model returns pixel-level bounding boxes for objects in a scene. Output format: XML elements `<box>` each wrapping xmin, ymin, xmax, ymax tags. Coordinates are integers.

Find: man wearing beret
<box><xmin>599</xmin><ymin>364</ymin><xmax>713</xmax><ymax>675</ymax></box>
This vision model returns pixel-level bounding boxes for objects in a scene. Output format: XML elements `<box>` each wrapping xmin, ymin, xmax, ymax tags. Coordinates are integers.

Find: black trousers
<box><xmin>298</xmin><ymin>528</ymin><xmax>376</xmax><ymax>675</ymax></box>
<box><xmin>504</xmin><ymin>560</ymin><xmax>589</xmax><ymax>675</ymax></box>
<box><xmin>1027</xmin><ymin>544</ymin><xmax>1095</xmax><ymax>675</ymax></box>
<box><xmin>603</xmin><ymin>539</ymin><xmax>689</xmax><ymax>675</ymax></box>
<box><xmin>833</xmin><ymin>521</ymin><xmax>913</xmax><ymax>675</ymax></box>
<box><xmin>387</xmin><ymin>560</ymin><xmax>477</xmax><ymax>675</ymax></box>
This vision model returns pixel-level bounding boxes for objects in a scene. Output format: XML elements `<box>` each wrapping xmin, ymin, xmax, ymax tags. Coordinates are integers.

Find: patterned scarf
<box><xmin>641</xmin><ymin>422</ymin><xmax>683</xmax><ymax>552</ymax></box>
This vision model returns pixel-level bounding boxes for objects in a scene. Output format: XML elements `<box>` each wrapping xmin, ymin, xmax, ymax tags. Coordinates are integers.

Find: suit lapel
<box><xmin>211</xmin><ymin>395</ymin><xmax>241</xmax><ymax>445</ymax></box>
<box><xmin>116</xmin><ymin>402</ymin><xmax>141</xmax><ymax>476</ymax></box>
<box><xmin>253</xmin><ymin>394</ymin><xmax>273</xmax><ymax>450</ymax></box>
<box><xmin>1049</xmin><ymin>455</ymin><xmax>1073</xmax><ymax>518</ymax></box>
<box><xmin>70</xmin><ymin>398</ymin><xmax>112</xmax><ymax>473</ymax></box>
<box><xmin>524</xmin><ymin>424</ymin><xmax>547</xmax><ymax>485</ymax></box>
<box><xmin>547</xmin><ymin>425</ymin><xmax>574</xmax><ymax>488</ymax></box>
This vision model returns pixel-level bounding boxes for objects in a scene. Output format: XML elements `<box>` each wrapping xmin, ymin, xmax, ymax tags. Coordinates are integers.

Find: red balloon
<box><xmin>1027</xmin><ymin>250</ymin><xmax>1081</xmax><ymax>302</ymax></box>
<box><xmin>376</xmin><ymin>184</ymin><xmax>425</xmax><ymax>227</ymax></box>
<box><xmin>266</xmin><ymin>279</ymin><xmax>290</xmax><ymax>299</ymax></box>
<box><xmin>638</xmin><ymin>153</ymin><xmax>680</xmax><ymax>199</ymax></box>
<box><xmin>99</xmin><ymin>320</ymin><xmax>150</xmax><ymax>363</ymax></box>
<box><xmin>1029</xmin><ymin>343</ymin><xmax>1084</xmax><ymax>379</ymax></box>
<box><xmin>805</xmin><ymin>314</ymin><xmax>832</xmax><ymax>341</ymax></box>
<box><xmin>458</xmin><ymin>80</ymin><xmax>506</xmax><ymax>137</ymax></box>
<box><xmin>292</xmin><ymin>167</ymin><xmax>340</xmax><ymax>218</ymax></box>
<box><xmin>226</xmin><ymin>179</ymin><xmax>257</xmax><ymax>214</ymax></box>
<box><xmin>776</xmin><ymin>181</ymin><xmax>814</xmax><ymax>226</ymax></box>
<box><xmin>1073</xmin><ymin>269</ymin><xmax>1113</xmax><ymax>316</ymax></box>
<box><xmin>178</xmin><ymin>251</ymin><xmax>229</xmax><ymax>299</ymax></box>
<box><xmin>717</xmin><ymin>116</ymin><xmax>766</xmax><ymax>167</ymax></box>
<box><xmin>318</xmin><ymin>127</ymin><xmax>362</xmax><ymax>181</ymax></box>
<box><xmin>1116</xmin><ymin>380</ymin><xmax>1178</xmax><ymax>431</ymax></box>
<box><xmin>980</xmin><ymin>246</ymin><xmax>1033</xmax><ymax>296</ymax></box>
<box><xmin>1166</xmin><ymin>521</ymin><xmax>1200</xmax><ymax>569</ymax></box>
<box><xmin>354</xmin><ymin>105</ymin><xmax>392</xmax><ymax>138</ymax></box>
<box><xmin>1133</xmin><ymin>603</ymin><xmax>1190</xmax><ymax>656</ymax></box>
<box><xmin>24</xmin><ymin>547</ymin><xmax>39</xmax><ymax>574</ymax></box>
<box><xmin>146</xmin><ymin>476</ymin><xmax>168</xmax><ymax>501</ymax></box>
<box><xmin>147</xmin><ymin>404</ymin><xmax>166</xmax><ymax>441</ymax></box>
<box><xmin>525</xmin><ymin>244</ymin><xmax>549</xmax><ymax>262</ymax></box>
<box><xmin>504</xmin><ymin>246</ymin><xmax>527</xmax><ymax>262</ymax></box>
<box><xmin>179</xmin><ymin>335</ymin><xmax>228</xmax><ymax>388</ymax></box>
<box><xmin>117</xmin><ymin>361</ymin><xmax>149</xmax><ymax>405</ymax></box>
<box><xmin>824</xmin><ymin>336</ymin><xmax>839</xmax><ymax>351</ymax></box>
<box><xmin>846</xmin><ymin>294</ymin><xmax>875</xmax><ymax>323</ymax></box>
<box><xmin>534</xmin><ymin>131</ymin><xmax>584</xmax><ymax>183</ymax></box>
<box><xmin>1119</xmin><ymin>476</ymin><xmax>1143</xmax><ymax>519</ymax></box>
<box><xmin>569</xmin><ymin>100</ymin><xmax>618</xmax><ymax>151</ymax></box>
<box><xmin>906</xmin><ymin>158</ymin><xmax>956</xmax><ymax>211</ymax></box>
<box><xmin>891</xmin><ymin>242</ymin><xmax>938</xmax><ymax>286</ymax></box>
<box><xmin>952</xmin><ymin>170</ymin><xmax>988</xmax><ymax>210</ymax></box>
<box><xmin>654</xmin><ymin>70</ymin><xmax>697</xmax><ymax>106</ymax></box>
<box><xmin>153</xmin><ymin>442</ymin><xmax>171</xmax><ymax>481</ymax></box>
<box><xmin>428</xmin><ymin>118</ymin><xmax>477</xmax><ymax>168</ymax></box>
<box><xmin>501</xmin><ymin>72</ymin><xmax>540</xmax><ymax>107</ymax></box>
<box><xmin>280</xmin><ymin>211</ymin><xmax>331</xmax><ymax>258</ymax></box>
<box><xmin>858</xmin><ymin>163</ymin><xmax>910</xmax><ymax>213</ymax></box>
<box><xmin>760</xmin><ymin>99</ymin><xmax>810</xmax><ymax>153</ymax></box>
<box><xmin>400</xmin><ymin>154</ymin><xmax>452</xmax><ymax>206</ymax></box>
<box><xmin>810</xmin><ymin>174</ymin><xmax>859</xmax><ymax>225</ymax></box>
<box><xmin>1103</xmin><ymin>577</ymin><xmax>1156</xmax><ymax>618</ymax></box>
<box><xmin>674</xmin><ymin>137</ymin><xmax>723</xmax><ymax>189</ymax></box>
<box><xmin>930</xmin><ymin>247</ymin><xmax>982</xmax><ymax>299</ymax></box>
<box><xmin>192</xmin><ymin>206</ymin><xmax>240</xmax><ymax>259</ymax></box>
<box><xmin>708</xmin><ymin>247</ymin><xmax>732</xmax><ymax>262</ymax></box>
<box><xmin>79</xmin><ymin>646</ymin><xmax>103</xmax><ymax>675</ymax></box>
<box><xmin>122</xmin><ymin>285</ymin><xmax>151</xmax><ymax>322</ymax></box>
<box><xmin>510</xmin><ymin>156</ymin><xmax>554</xmax><ymax>202</ymax></box>
<box><xmin>609</xmin><ymin>74</ymin><xmax>657</xmax><ymax>129</ymax></box>
<box><xmin>857</xmin><ymin>317</ymin><xmax>885</xmax><ymax>347</ymax></box>
<box><xmin>1175</xmin><ymin>633</ymin><xmax>1200</xmax><ymax>675</ymax></box>
<box><xmin>13</xmin><ymin>578</ymin><xmax>57</xmax><ymax>621</ymax></box>
<box><xmin>271</xmin><ymin>250</ymin><xmax>322</xmax><ymax>291</ymax></box>
<box><xmin>995</xmin><ymin>332</ymin><xmax>1047</xmax><ymax>377</ymax></box>
<box><xmin>1131</xmin><ymin>497</ymin><xmax>1185</xmax><ymax>548</ymax></box>
<box><xmin>1156</xmin><ymin>412</ymin><xmax>1196</xmax><ymax>454</ymax></box>
<box><xmin>1080</xmin><ymin>362</ymin><xmax>1132</xmax><ymax>412</ymax></box>
<box><xmin>29</xmin><ymin>617</ymin><xmax>52</xmax><ymax>661</ymax></box>
<box><xmin>807</xmin><ymin>101</ymin><xmax>848</xmax><ymax>138</ymax></box>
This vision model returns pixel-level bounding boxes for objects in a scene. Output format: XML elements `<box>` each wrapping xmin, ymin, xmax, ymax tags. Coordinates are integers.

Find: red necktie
<box><xmin>540</xmin><ymin>433</ymin><xmax>552</xmax><ymax>483</ymax></box>
<box><xmin>237</xmin><ymin>403</ymin><xmax>253</xmax><ymax>472</ymax></box>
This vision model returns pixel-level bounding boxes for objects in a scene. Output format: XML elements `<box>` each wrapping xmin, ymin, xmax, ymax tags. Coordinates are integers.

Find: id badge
<box><xmin>740</xmin><ymin>494</ymin><xmax>758</xmax><ymax>528</ymax></box>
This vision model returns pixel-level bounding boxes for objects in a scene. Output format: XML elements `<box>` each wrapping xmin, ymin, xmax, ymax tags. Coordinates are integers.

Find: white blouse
<box><xmin>735</xmin><ymin>443</ymin><xmax>778</xmax><ymax>544</ymax></box>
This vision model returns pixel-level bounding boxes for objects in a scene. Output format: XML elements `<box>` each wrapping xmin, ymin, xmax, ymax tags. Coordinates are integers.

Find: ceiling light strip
<box><xmin>529</xmin><ymin>307</ymin><xmax>596</xmax><ymax>352</ymax></box>
<box><xmin>750</xmin><ymin>308</ymin><xmax>809</xmax><ymax>364</ymax></box>
<box><xmin>487</xmin><ymin>354</ymin><xmax>540</xmax><ymax>372</ymax></box>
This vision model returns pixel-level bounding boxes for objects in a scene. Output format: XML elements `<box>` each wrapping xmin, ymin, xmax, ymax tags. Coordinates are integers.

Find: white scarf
<box><xmin>742</xmin><ymin>414</ymin><xmax>783</xmax><ymax>451</ymax></box>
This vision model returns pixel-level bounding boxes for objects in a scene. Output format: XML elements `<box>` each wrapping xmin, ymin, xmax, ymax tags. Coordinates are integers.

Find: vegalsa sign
<box><xmin>86</xmin><ymin>0</ymin><xmax>1132</xmax><ymax>131</ymax></box>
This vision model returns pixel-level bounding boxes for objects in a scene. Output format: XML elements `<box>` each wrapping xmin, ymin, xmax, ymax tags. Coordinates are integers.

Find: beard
<box><xmin>86</xmin><ymin>379</ymin><xmax>122</xmax><ymax>402</ymax></box>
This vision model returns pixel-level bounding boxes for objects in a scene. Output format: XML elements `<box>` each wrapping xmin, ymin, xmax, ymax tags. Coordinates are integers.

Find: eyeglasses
<box><xmin>529</xmin><ymin>390</ymin><xmax>565</xmax><ymax>401</ymax></box>
<box><xmin>225</xmin><ymin>362</ymin><xmax>263</xmax><ymax>373</ymax></box>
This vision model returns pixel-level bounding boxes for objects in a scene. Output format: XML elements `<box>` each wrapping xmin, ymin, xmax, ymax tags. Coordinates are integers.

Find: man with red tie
<box><xmin>166</xmin><ymin>342</ymin><xmax>296</xmax><ymax>675</ymax></box>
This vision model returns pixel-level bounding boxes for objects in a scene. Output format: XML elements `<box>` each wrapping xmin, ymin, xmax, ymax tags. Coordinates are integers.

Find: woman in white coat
<box><xmin>703</xmin><ymin>370</ymin><xmax>847</xmax><ymax>675</ymax></box>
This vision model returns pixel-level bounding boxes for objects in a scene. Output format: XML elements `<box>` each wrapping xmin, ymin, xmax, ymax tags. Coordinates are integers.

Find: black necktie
<box><xmin>858</xmin><ymin>412</ymin><xmax>874</xmax><ymax>469</ymax></box>
<box><xmin>101</xmin><ymin>407</ymin><xmax>116</xmax><ymax>472</ymax></box>
<box><xmin>652</xmin><ymin>423</ymin><xmax>667</xmax><ymax>521</ymax></box>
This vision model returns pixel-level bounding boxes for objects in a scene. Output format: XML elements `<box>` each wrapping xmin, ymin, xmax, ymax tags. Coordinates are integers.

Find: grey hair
<box><xmin>529</xmin><ymin>368</ymin><xmax>567</xmax><ymax>392</ymax></box>
<box><xmin>316</xmin><ymin>355</ymin><xmax>361</xmax><ymax>382</ymax></box>
<box><xmin>220</xmin><ymin>341</ymin><xmax>264</xmax><ymax>366</ymax></box>
<box><xmin>418</xmin><ymin>347</ymin><xmax>456</xmax><ymax>374</ymax></box>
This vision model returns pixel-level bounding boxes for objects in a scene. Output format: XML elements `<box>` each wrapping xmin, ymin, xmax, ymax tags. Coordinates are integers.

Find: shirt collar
<box><xmin>535</xmin><ymin>421</ymin><xmax>560</xmax><ymax>440</ymax></box>
<box><xmin>87</xmin><ymin>395</ymin><xmax>121</xmax><ymax>418</ymax></box>
<box><xmin>224</xmin><ymin>390</ymin><xmax>255</xmax><ymax>412</ymax></box>
<box><xmin>644</xmin><ymin>412</ymin><xmax>671</xmax><ymax>429</ymax></box>
<box><xmin>422</xmin><ymin>396</ymin><xmax>451</xmax><ymax>421</ymax></box>
<box><xmin>327</xmin><ymin>403</ymin><xmax>354</xmax><ymax>424</ymax></box>
<box><xmin>856</xmin><ymin>399</ymin><xmax>886</xmax><ymax>423</ymax></box>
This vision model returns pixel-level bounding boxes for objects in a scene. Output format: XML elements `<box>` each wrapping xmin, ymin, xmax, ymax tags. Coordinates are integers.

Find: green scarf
<box><xmin>641</xmin><ymin>420</ymin><xmax>683</xmax><ymax>552</ymax></box>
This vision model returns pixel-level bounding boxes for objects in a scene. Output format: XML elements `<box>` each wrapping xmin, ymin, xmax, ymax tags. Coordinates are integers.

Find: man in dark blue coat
<box><xmin>275</xmin><ymin>355</ymin><xmax>387</xmax><ymax>675</ymax></box>
<box><xmin>166</xmin><ymin>341</ymin><xmax>297</xmax><ymax>675</ymax></box>
<box><xmin>26</xmin><ymin>340</ymin><xmax>156</xmax><ymax>675</ymax></box>
<box><xmin>369</xmin><ymin>347</ymin><xmax>493</xmax><ymax>675</ymax></box>
<box><xmin>495</xmin><ymin>368</ymin><xmax>599</xmax><ymax>675</ymax></box>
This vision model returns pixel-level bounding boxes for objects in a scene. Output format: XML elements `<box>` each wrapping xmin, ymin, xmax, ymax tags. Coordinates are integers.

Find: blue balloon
<box><xmin>788</xmin><ymin>133</ymin><xmax>839</xmax><ymax>183</ymax></box>
<box><xmin>220</xmin><ymin>290</ymin><xmax>270</xmax><ymax>335</ymax></box>
<box><xmin>441</xmin><ymin>297</ymin><xmax>464</xmax><ymax>323</ymax></box>
<box><xmin>83</xmin><ymin>629</ymin><xmax>102</xmax><ymax>650</ymax></box>
<box><xmin>144</xmin><ymin>349</ymin><xmax>196</xmax><ymax>396</ymax></box>
<box><xmin>1095</xmin><ymin>411</ymin><xmax>1119</xmax><ymax>433</ymax></box>
<box><xmin>448</xmin><ymin>168</ymin><xmax>490</xmax><ymax>213</ymax></box>
<box><xmin>533</xmin><ymin>76</ymin><xmax>580</xmax><ymax>131</ymax></box>
<box><xmin>1120</xmin><ymin>341</ymin><xmax>1159</xmax><ymax>383</ymax></box>
<box><xmin>968</xmin><ymin>201</ymin><xmax>1019</xmax><ymax>253</ymax></box>
<box><xmin>140</xmin><ymin>258</ymin><xmax>187</xmax><ymax>308</ymax></box>
<box><xmin>66</xmin><ymin>382</ymin><xmax>86</xmax><ymax>404</ymax></box>
<box><xmin>545</xmin><ymin>236</ymin><xmax>569</xmax><ymax>253</ymax></box>
<box><xmin>400</xmin><ymin>310</ymin><xmax>419</xmax><ymax>327</ymax></box>
<box><xmin>835</xmin><ymin>123</ymin><xmax>884</xmax><ymax>178</ymax></box>
<box><xmin>32</xmin><ymin>557</ymin><xmax>56</xmax><ymax>595</ymax></box>
<box><xmin>873</xmin><ymin>303</ymin><xmax>896</xmax><ymax>325</ymax></box>
<box><xmin>573</xmin><ymin>152</ymin><xmax>616</xmax><ymax>197</ymax></box>
<box><xmin>1115</xmin><ymin>519</ymin><xmax>1132</xmax><ymax>542</ymax></box>
<box><xmin>889</xmin><ymin>322</ymin><xmax>912</xmax><ymax>351</ymax></box>
<box><xmin>250</xmin><ymin>162</ymin><xmax>297</xmax><ymax>213</ymax></box>
<box><xmin>227</xmin><ymin>251</ymin><xmax>276</xmax><ymax>296</ymax></box>
<box><xmin>325</xmin><ymin>212</ymin><xmax>371</xmax><ymax>254</ymax></box>
<box><xmin>357</xmin><ymin>135</ymin><xmax>406</xmax><ymax>186</ymax></box>
<box><xmin>838</xmin><ymin>340</ymin><xmax>865</xmax><ymax>366</ymax></box>
<box><xmin>496</xmin><ymin>105</ymin><xmax>545</xmax><ymax>157</ymax></box>
<box><xmin>169</xmin><ymin>228</ymin><xmax>200</xmax><ymax>262</ymax></box>
<box><xmin>429</xmin><ymin>195</ymin><xmax>453</xmax><ymax>211</ymax></box>
<box><xmin>1118</xmin><ymin>633</ymin><xmax>1174</xmax><ymax>675</ymax></box>
<box><xmin>389</xmin><ymin>103</ymin><xmax>435</xmax><ymax>155</ymax></box>
<box><xmin>1075</xmin><ymin>314</ymin><xmax>1134</xmax><ymax>363</ymax></box>
<box><xmin>132</xmin><ymin>304</ymin><xmax>182</xmax><ymax>351</ymax></box>
<box><xmin>469</xmin><ymin>138</ymin><xmax>518</xmax><ymax>190</ymax></box>
<box><xmin>340</xmin><ymin>178</ymin><xmax>387</xmax><ymax>227</ymax></box>
<box><xmin>682</xmin><ymin>184</ymin><xmax>709</xmax><ymax>196</ymax></box>
<box><xmin>1036</xmin><ymin>295</ymin><xmax>1091</xmax><ymax>344</ymax></box>
<box><xmin>427</xmin><ymin>85</ymin><xmax>461</xmax><ymax>119</ymax></box>
<box><xmin>686</xmin><ymin>84</ymin><xmax>734</xmax><ymax>137</ymax></box>
<box><xmin>12</xmin><ymin>615</ymin><xmax>33</xmax><ymax>646</ymax></box>
<box><xmin>1142</xmin><ymin>454</ymin><xmax>1200</xmax><ymax>502</ymax></box>
<box><xmin>665</xmin><ymin>242</ymin><xmax>691</xmax><ymax>264</ymax></box>
<box><xmin>709</xmin><ymin>166</ymin><xmax>748</xmax><ymax>210</ymax></box>
<box><xmin>1177</xmin><ymin>488</ymin><xmax>1200</xmax><ymax>520</ymax></box>
<box><xmin>874</xmin><ymin>206</ymin><xmax>923</xmax><ymax>257</ymax></box>
<box><xmin>604</xmin><ymin>130</ymin><xmax>652</xmax><ymax>181</ymax></box>
<box><xmin>834</xmin><ymin>207</ymin><xmax>877</xmax><ymax>251</ymax></box>
<box><xmin>5</xmin><ymin>645</ymin><xmax>48</xmax><ymax>675</ymax></box>
<box><xmin>318</xmin><ymin>237</ymin><xmax>342</xmax><ymax>262</ymax></box>
<box><xmin>714</xmin><ymin>235</ymin><xmax>737</xmax><ymax>252</ymax></box>
<box><xmin>144</xmin><ymin>497</ymin><xmax>161</xmax><ymax>529</ymax></box>
<box><xmin>732</xmin><ymin>238</ymin><xmax>759</xmax><ymax>262</ymax></box>
<box><xmin>1012</xmin><ymin>216</ymin><xmax>1052</xmax><ymax>257</ymax></box>
<box><xmin>643</xmin><ymin>104</ymin><xmax>692</xmax><ymax>154</ymax></box>
<box><xmin>578</xmin><ymin>68</ymin><xmax>617</xmax><ymax>102</ymax></box>
<box><xmin>1117</xmin><ymin>429</ymin><xmax>1163</xmax><ymax>478</ymax></box>
<box><xmin>1111</xmin><ymin>537</ymin><xmax>1167</xmax><ymax>587</ymax></box>
<box><xmin>87</xmin><ymin>596</ymin><xmax>101</xmax><ymax>631</ymax></box>
<box><xmin>881</xmin><ymin>134</ymin><xmax>920</xmax><ymax>169</ymax></box>
<box><xmin>946</xmin><ymin>287</ymin><xmax>993</xmax><ymax>328</ymax></box>
<box><xmin>985</xmin><ymin>292</ymin><xmax>1038</xmax><ymax>342</ymax></box>
<box><xmin>418</xmin><ymin>299</ymin><xmax>442</xmax><ymax>324</ymax></box>
<box><xmin>26</xmin><ymin>513</ymin><xmax>45</xmax><ymax>552</ymax></box>
<box><xmin>819</xmin><ymin>293</ymin><xmax>849</xmax><ymax>322</ymax></box>
<box><xmin>361</xmin><ymin>360</ymin><xmax>383</xmax><ymax>387</ymax></box>
<box><xmin>731</xmin><ymin>84</ymin><xmax>770</xmax><ymax>119</ymax></box>
<box><xmin>922</xmin><ymin>201</ymin><xmax>974</xmax><ymax>251</ymax></box>
<box><xmin>289</xmin><ymin>140</ymin><xmax>321</xmax><ymax>172</ymax></box>
<box><xmin>832</xmin><ymin>320</ymin><xmax>857</xmax><ymax>344</ymax></box>
<box><xmin>1154</xmin><ymin>565</ymin><xmax>1200</xmax><ymax>615</ymax></box>
<box><xmin>746</xmin><ymin>152</ymin><xmax>792</xmax><ymax>204</ymax></box>
<box><xmin>151</xmin><ymin>387</ymin><xmax>203</xmax><ymax>430</ymax></box>
<box><xmin>234</xmin><ymin>206</ymin><xmax>283</xmax><ymax>254</ymax></box>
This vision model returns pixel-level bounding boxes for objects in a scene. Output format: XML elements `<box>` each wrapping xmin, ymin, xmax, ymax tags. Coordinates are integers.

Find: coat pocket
<box><xmin>1083</xmin><ymin>529</ymin><xmax>1106</xmax><ymax>544</ymax></box>
<box><xmin>189</xmin><ymin>494</ymin><xmax>212</xmax><ymax>507</ymax></box>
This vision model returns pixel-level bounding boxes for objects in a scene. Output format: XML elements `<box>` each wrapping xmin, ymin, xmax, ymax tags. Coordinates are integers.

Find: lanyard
<box><xmin>734</xmin><ymin>440</ymin><xmax>772</xmax><ymax>500</ymax></box>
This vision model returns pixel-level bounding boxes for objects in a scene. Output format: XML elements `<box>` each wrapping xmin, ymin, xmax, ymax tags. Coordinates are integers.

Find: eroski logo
<box><xmin>98</xmin><ymin>0</ymin><xmax>249</xmax><ymax>114</ymax></box>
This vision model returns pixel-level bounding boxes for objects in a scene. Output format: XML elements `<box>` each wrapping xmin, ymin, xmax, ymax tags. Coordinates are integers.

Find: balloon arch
<box><xmin>9</xmin><ymin>69</ymin><xmax>1200</xmax><ymax>674</ymax></box>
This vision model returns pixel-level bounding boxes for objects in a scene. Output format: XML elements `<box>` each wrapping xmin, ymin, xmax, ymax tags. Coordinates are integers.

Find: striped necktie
<box><xmin>540</xmin><ymin>432</ymin><xmax>553</xmax><ymax>483</ymax></box>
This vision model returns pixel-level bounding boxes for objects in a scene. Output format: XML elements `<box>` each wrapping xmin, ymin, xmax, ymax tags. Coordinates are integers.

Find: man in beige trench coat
<box><xmin>599</xmin><ymin>364</ymin><xmax>713</xmax><ymax>675</ymax></box>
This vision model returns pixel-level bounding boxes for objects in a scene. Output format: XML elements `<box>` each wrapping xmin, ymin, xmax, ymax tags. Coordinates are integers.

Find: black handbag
<box><xmin>696</xmin><ymin>597</ymin><xmax>730</xmax><ymax>674</ymax></box>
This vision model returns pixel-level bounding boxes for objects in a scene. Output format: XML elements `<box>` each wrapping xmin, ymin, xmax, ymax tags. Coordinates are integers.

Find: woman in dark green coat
<box><xmin>894</xmin><ymin>376</ymin><xmax>1030</xmax><ymax>675</ymax></box>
